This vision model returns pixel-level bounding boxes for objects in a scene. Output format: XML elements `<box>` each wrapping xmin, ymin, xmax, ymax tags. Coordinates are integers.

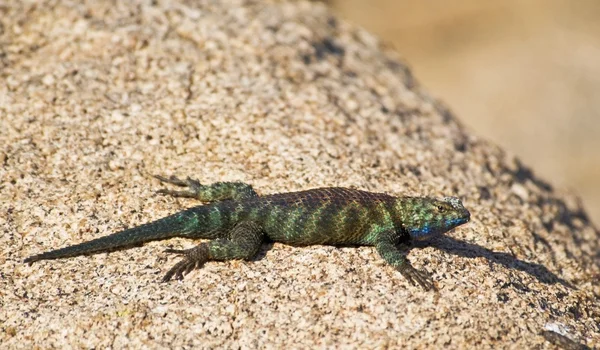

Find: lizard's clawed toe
<box><xmin>184</xmin><ymin>262</ymin><xmax>197</xmax><ymax>275</ymax></box>
<box><xmin>162</xmin><ymin>260</ymin><xmax>190</xmax><ymax>282</ymax></box>
<box><xmin>399</xmin><ymin>266</ymin><xmax>435</xmax><ymax>291</ymax></box>
<box><xmin>154</xmin><ymin>175</ymin><xmax>203</xmax><ymax>198</ymax></box>
<box><xmin>161</xmin><ymin>245</ymin><xmax>210</xmax><ymax>282</ymax></box>
<box><xmin>154</xmin><ymin>175</ymin><xmax>188</xmax><ymax>186</ymax></box>
<box><xmin>164</xmin><ymin>248</ymin><xmax>188</xmax><ymax>255</ymax></box>
<box><xmin>413</xmin><ymin>275</ymin><xmax>435</xmax><ymax>291</ymax></box>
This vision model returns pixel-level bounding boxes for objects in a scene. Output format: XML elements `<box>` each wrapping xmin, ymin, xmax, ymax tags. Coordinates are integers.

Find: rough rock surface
<box><xmin>1</xmin><ymin>1</ymin><xmax>598</xmax><ymax>348</ymax></box>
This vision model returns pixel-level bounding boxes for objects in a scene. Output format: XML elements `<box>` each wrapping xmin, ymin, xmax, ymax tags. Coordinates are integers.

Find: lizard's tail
<box><xmin>24</xmin><ymin>208</ymin><xmax>202</xmax><ymax>264</ymax></box>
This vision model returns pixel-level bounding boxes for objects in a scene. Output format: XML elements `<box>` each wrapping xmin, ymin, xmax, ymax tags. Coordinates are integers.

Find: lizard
<box><xmin>24</xmin><ymin>175</ymin><xmax>471</xmax><ymax>290</ymax></box>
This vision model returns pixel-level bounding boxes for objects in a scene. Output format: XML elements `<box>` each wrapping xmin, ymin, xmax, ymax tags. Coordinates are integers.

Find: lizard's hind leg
<box><xmin>161</xmin><ymin>221</ymin><xmax>264</xmax><ymax>282</ymax></box>
<box><xmin>154</xmin><ymin>175</ymin><xmax>258</xmax><ymax>202</ymax></box>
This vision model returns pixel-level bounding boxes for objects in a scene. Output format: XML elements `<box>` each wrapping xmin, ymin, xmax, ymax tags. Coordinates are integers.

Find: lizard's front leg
<box><xmin>375</xmin><ymin>233</ymin><xmax>434</xmax><ymax>291</ymax></box>
<box><xmin>162</xmin><ymin>221</ymin><xmax>264</xmax><ymax>282</ymax></box>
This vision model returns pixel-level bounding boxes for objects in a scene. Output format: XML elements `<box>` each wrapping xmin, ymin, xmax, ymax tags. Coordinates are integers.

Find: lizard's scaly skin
<box><xmin>25</xmin><ymin>175</ymin><xmax>470</xmax><ymax>290</ymax></box>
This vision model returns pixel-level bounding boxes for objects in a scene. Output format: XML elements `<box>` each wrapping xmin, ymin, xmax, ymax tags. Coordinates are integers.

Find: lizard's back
<box><xmin>225</xmin><ymin>187</ymin><xmax>395</xmax><ymax>245</ymax></box>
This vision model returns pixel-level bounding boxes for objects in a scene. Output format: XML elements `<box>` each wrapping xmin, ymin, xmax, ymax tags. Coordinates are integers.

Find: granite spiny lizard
<box><xmin>24</xmin><ymin>175</ymin><xmax>471</xmax><ymax>290</ymax></box>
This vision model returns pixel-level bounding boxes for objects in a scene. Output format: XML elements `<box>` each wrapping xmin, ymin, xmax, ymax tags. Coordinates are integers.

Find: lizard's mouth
<box><xmin>456</xmin><ymin>216</ymin><xmax>470</xmax><ymax>226</ymax></box>
<box><xmin>459</xmin><ymin>209</ymin><xmax>471</xmax><ymax>224</ymax></box>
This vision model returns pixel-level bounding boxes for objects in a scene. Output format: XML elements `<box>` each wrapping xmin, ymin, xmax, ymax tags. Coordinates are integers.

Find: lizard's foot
<box><xmin>398</xmin><ymin>265</ymin><xmax>435</xmax><ymax>291</ymax></box>
<box><xmin>154</xmin><ymin>175</ymin><xmax>202</xmax><ymax>199</ymax></box>
<box><xmin>162</xmin><ymin>245</ymin><xmax>209</xmax><ymax>282</ymax></box>
<box><xmin>154</xmin><ymin>176</ymin><xmax>257</xmax><ymax>201</ymax></box>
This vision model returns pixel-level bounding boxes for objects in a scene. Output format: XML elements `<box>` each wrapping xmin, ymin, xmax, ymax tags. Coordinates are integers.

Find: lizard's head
<box><xmin>402</xmin><ymin>197</ymin><xmax>470</xmax><ymax>240</ymax></box>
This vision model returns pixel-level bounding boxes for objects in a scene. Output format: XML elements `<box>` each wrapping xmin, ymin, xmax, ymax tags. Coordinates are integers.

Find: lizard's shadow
<box><xmin>412</xmin><ymin>236</ymin><xmax>575</xmax><ymax>289</ymax></box>
<box><xmin>246</xmin><ymin>236</ymin><xmax>574</xmax><ymax>289</ymax></box>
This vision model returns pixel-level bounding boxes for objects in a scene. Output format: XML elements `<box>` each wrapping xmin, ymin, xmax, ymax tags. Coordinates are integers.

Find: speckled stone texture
<box><xmin>1</xmin><ymin>1</ymin><xmax>598</xmax><ymax>349</ymax></box>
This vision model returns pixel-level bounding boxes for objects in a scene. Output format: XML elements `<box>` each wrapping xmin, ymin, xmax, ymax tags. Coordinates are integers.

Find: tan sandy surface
<box><xmin>1</xmin><ymin>1</ymin><xmax>599</xmax><ymax>349</ymax></box>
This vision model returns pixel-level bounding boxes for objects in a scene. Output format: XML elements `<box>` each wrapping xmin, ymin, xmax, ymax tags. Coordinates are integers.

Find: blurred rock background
<box><xmin>328</xmin><ymin>0</ymin><xmax>600</xmax><ymax>224</ymax></box>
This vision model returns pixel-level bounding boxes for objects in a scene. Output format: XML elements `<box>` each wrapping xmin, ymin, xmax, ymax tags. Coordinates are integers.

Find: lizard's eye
<box><xmin>436</xmin><ymin>205</ymin><xmax>445</xmax><ymax>212</ymax></box>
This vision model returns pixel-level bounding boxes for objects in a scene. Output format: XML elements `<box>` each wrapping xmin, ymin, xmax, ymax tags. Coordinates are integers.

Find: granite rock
<box><xmin>1</xmin><ymin>1</ymin><xmax>598</xmax><ymax>348</ymax></box>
